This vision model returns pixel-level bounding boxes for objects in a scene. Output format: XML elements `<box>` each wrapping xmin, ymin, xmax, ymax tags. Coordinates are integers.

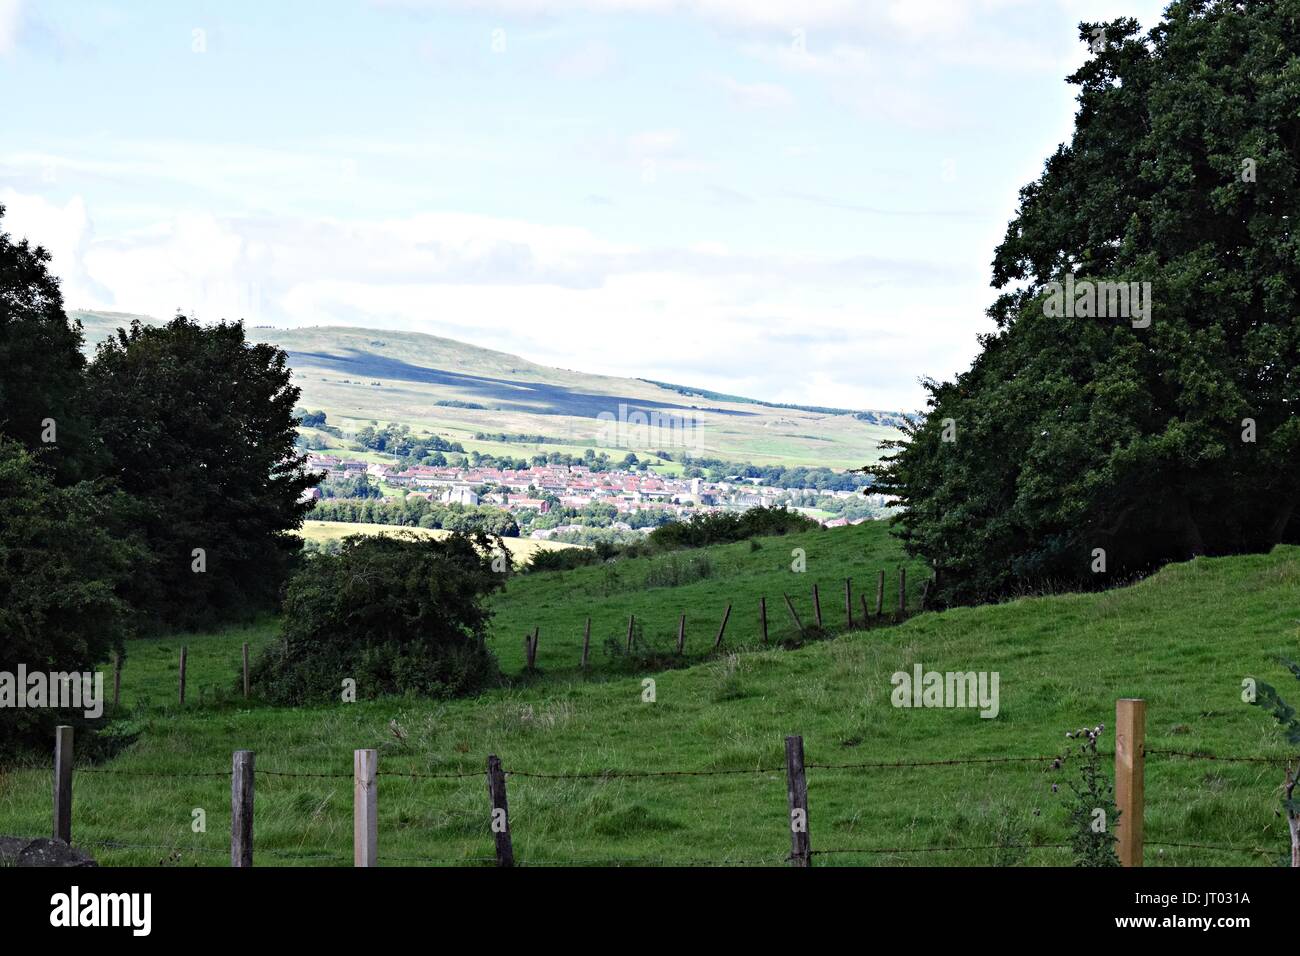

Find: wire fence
<box><xmin>38</xmin><ymin>733</ymin><xmax>1295</xmax><ymax>868</ymax></box>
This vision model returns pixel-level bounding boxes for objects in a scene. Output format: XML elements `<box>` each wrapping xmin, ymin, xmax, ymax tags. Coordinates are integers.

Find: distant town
<box><xmin>303</xmin><ymin>453</ymin><xmax>891</xmax><ymax>540</ymax></box>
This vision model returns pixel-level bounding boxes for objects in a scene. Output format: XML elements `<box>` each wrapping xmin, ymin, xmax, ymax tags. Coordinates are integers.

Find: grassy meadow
<box><xmin>1</xmin><ymin>523</ymin><xmax>1298</xmax><ymax>867</ymax></box>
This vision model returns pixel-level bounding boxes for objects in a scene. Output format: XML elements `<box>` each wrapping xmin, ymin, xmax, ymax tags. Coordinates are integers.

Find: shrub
<box><xmin>251</xmin><ymin>532</ymin><xmax>504</xmax><ymax>704</ymax></box>
<box><xmin>647</xmin><ymin>506</ymin><xmax>818</xmax><ymax>551</ymax></box>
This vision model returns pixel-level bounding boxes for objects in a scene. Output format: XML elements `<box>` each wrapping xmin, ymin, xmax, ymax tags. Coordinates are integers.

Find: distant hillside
<box><xmin>71</xmin><ymin>311</ymin><xmax>903</xmax><ymax>469</ymax></box>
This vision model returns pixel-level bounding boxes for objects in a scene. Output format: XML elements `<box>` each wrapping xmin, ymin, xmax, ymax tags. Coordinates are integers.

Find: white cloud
<box><xmin>0</xmin><ymin>0</ymin><xmax>21</xmax><ymax>56</ymax></box>
<box><xmin>3</xmin><ymin>188</ymin><xmax>978</xmax><ymax>409</ymax></box>
<box><xmin>719</xmin><ymin>76</ymin><xmax>793</xmax><ymax>110</ymax></box>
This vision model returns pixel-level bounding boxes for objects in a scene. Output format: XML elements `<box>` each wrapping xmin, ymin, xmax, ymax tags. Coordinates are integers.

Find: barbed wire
<box><xmin>806</xmin><ymin>755</ymin><xmax>1058</xmax><ymax>771</ymax></box>
<box><xmin>1146</xmin><ymin>839</ymin><xmax>1273</xmax><ymax>855</ymax></box>
<box><xmin>504</xmin><ymin>766</ymin><xmax>782</xmax><ymax>779</ymax></box>
<box><xmin>808</xmin><ymin>843</ymin><xmax>1071</xmax><ymax>857</ymax></box>
<box><xmin>77</xmin><ymin>768</ymin><xmax>231</xmax><ymax>778</ymax></box>
<box><xmin>1145</xmin><ymin>748</ymin><xmax>1298</xmax><ymax>766</ymax></box>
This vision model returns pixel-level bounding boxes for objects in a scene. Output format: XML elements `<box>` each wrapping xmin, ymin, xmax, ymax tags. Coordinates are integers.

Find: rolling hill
<box><xmin>2</xmin><ymin>522</ymin><xmax>1296</xmax><ymax>867</ymax></box>
<box><xmin>70</xmin><ymin>311</ymin><xmax>903</xmax><ymax>470</ymax></box>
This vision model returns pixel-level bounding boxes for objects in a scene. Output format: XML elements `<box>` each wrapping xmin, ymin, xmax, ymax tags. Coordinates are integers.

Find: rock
<box><xmin>0</xmin><ymin>836</ymin><xmax>98</xmax><ymax>867</ymax></box>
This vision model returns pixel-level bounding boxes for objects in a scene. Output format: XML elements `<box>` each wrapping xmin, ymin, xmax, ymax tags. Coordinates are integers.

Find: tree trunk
<box><xmin>1268</xmin><ymin>500</ymin><xmax>1296</xmax><ymax>547</ymax></box>
<box><xmin>1177</xmin><ymin>496</ymin><xmax>1206</xmax><ymax>558</ymax></box>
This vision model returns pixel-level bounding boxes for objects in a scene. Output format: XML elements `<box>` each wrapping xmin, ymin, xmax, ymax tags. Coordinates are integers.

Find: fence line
<box><xmin>47</xmin><ymin>697</ymin><xmax>1290</xmax><ymax>867</ymax></box>
<box><xmin>108</xmin><ymin>568</ymin><xmax>925</xmax><ymax>703</ymax></box>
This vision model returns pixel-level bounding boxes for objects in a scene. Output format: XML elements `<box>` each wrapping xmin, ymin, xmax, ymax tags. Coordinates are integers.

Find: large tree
<box><xmin>86</xmin><ymin>316</ymin><xmax>321</xmax><ymax>628</ymax></box>
<box><xmin>872</xmin><ymin>1</ymin><xmax>1300</xmax><ymax>606</ymax></box>
<box><xmin>0</xmin><ymin>204</ymin><xmax>96</xmax><ymax>483</ymax></box>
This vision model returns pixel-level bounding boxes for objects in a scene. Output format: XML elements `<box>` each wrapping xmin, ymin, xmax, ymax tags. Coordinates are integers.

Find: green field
<box><xmin>2</xmin><ymin>523</ymin><xmax>1297</xmax><ymax>867</ymax></box>
<box><xmin>70</xmin><ymin>311</ymin><xmax>902</xmax><ymax>469</ymax></box>
<box><xmin>299</xmin><ymin>520</ymin><xmax>576</xmax><ymax>562</ymax></box>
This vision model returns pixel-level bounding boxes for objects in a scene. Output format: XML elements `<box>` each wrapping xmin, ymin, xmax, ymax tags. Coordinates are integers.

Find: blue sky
<box><xmin>0</xmin><ymin>0</ymin><xmax>1169</xmax><ymax>410</ymax></box>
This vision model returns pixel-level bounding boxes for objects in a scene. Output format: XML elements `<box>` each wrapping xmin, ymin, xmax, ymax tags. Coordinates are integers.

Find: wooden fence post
<box><xmin>524</xmin><ymin>628</ymin><xmax>538</xmax><ymax>670</ymax></box>
<box><xmin>242</xmin><ymin>642</ymin><xmax>250</xmax><ymax>700</ymax></box>
<box><xmin>812</xmin><ymin>584</ymin><xmax>823</xmax><ymax>628</ymax></box>
<box><xmin>713</xmin><ymin>603</ymin><xmax>732</xmax><ymax>650</ymax></box>
<box><xmin>231</xmin><ymin>750</ymin><xmax>255</xmax><ymax>867</ymax></box>
<box><xmin>760</xmin><ymin>597</ymin><xmax>768</xmax><ymax>643</ymax></box>
<box><xmin>487</xmin><ymin>754</ymin><xmax>514</xmax><ymax>867</ymax></box>
<box><xmin>783</xmin><ymin>594</ymin><xmax>806</xmax><ymax>636</ymax></box>
<box><xmin>897</xmin><ymin>568</ymin><xmax>906</xmax><ymax>618</ymax></box>
<box><xmin>625</xmin><ymin>614</ymin><xmax>636</xmax><ymax>653</ymax></box>
<box><xmin>785</xmin><ymin>734</ymin><xmax>810</xmax><ymax>867</ymax></box>
<box><xmin>112</xmin><ymin>654</ymin><xmax>122</xmax><ymax>710</ymax></box>
<box><xmin>844</xmin><ymin>578</ymin><xmax>853</xmax><ymax>629</ymax></box>
<box><xmin>53</xmin><ymin>725</ymin><xmax>73</xmax><ymax>843</ymax></box>
<box><xmin>580</xmin><ymin>618</ymin><xmax>591</xmax><ymax>670</ymax></box>
<box><xmin>1115</xmin><ymin>698</ymin><xmax>1146</xmax><ymax>868</ymax></box>
<box><xmin>875</xmin><ymin>570</ymin><xmax>885</xmax><ymax>616</ymax></box>
<box><xmin>178</xmin><ymin>645</ymin><xmax>187</xmax><ymax>706</ymax></box>
<box><xmin>354</xmin><ymin>748</ymin><xmax>378</xmax><ymax>867</ymax></box>
<box><xmin>676</xmin><ymin>613</ymin><xmax>686</xmax><ymax>655</ymax></box>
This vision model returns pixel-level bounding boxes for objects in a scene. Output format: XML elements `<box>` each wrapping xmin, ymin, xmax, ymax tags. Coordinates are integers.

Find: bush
<box><xmin>251</xmin><ymin>532</ymin><xmax>504</xmax><ymax>704</ymax></box>
<box><xmin>647</xmin><ymin>506</ymin><xmax>818</xmax><ymax>551</ymax></box>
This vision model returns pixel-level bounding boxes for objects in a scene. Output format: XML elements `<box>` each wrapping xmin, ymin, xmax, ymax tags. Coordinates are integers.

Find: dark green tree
<box><xmin>872</xmin><ymin>1</ymin><xmax>1300</xmax><ymax>605</ymax></box>
<box><xmin>250</xmin><ymin>532</ymin><xmax>504</xmax><ymax>703</ymax></box>
<box><xmin>0</xmin><ymin>440</ymin><xmax>138</xmax><ymax>755</ymax></box>
<box><xmin>0</xmin><ymin>204</ymin><xmax>97</xmax><ymax>483</ymax></box>
<box><xmin>85</xmin><ymin>315</ymin><xmax>320</xmax><ymax>629</ymax></box>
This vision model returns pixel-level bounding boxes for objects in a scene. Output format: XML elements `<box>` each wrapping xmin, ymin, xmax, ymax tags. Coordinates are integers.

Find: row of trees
<box><xmin>0</xmin><ymin>204</ymin><xmax>319</xmax><ymax>752</ymax></box>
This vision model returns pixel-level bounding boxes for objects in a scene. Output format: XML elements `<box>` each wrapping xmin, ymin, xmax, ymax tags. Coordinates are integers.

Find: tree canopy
<box><xmin>872</xmin><ymin>0</ymin><xmax>1300</xmax><ymax>605</ymax></box>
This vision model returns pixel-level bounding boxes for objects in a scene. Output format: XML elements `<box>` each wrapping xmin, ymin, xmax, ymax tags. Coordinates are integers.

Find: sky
<box><xmin>0</xmin><ymin>0</ymin><xmax>1170</xmax><ymax>412</ymax></box>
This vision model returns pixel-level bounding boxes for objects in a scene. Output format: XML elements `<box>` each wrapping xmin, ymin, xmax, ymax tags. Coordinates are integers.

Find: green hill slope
<box><xmin>2</xmin><ymin>530</ymin><xmax>1296</xmax><ymax>867</ymax></box>
<box><xmin>70</xmin><ymin>310</ymin><xmax>901</xmax><ymax>469</ymax></box>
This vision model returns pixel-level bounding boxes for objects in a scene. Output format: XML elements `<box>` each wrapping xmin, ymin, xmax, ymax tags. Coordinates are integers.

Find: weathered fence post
<box><xmin>844</xmin><ymin>578</ymin><xmax>853</xmax><ymax>629</ymax></box>
<box><xmin>875</xmin><ymin>570</ymin><xmax>885</xmax><ymax>616</ymax></box>
<box><xmin>812</xmin><ymin>584</ymin><xmax>823</xmax><ymax>628</ymax></box>
<box><xmin>785</xmin><ymin>734</ymin><xmax>810</xmax><ymax>867</ymax></box>
<box><xmin>713</xmin><ymin>603</ymin><xmax>732</xmax><ymax>650</ymax></box>
<box><xmin>783</xmin><ymin>594</ymin><xmax>806</xmax><ymax>636</ymax></box>
<box><xmin>487</xmin><ymin>754</ymin><xmax>514</xmax><ymax>867</ymax></box>
<box><xmin>897</xmin><ymin>568</ymin><xmax>906</xmax><ymax>618</ymax></box>
<box><xmin>231</xmin><ymin>750</ymin><xmax>255</xmax><ymax>867</ymax></box>
<box><xmin>354</xmin><ymin>748</ymin><xmax>378</xmax><ymax>867</ymax></box>
<box><xmin>178</xmin><ymin>645</ymin><xmax>187</xmax><ymax>706</ymax></box>
<box><xmin>676</xmin><ymin>613</ymin><xmax>686</xmax><ymax>655</ymax></box>
<box><xmin>53</xmin><ymin>725</ymin><xmax>73</xmax><ymax>843</ymax></box>
<box><xmin>524</xmin><ymin>628</ymin><xmax>538</xmax><ymax>670</ymax></box>
<box><xmin>112</xmin><ymin>653</ymin><xmax>122</xmax><ymax>710</ymax></box>
<box><xmin>242</xmin><ymin>642</ymin><xmax>250</xmax><ymax>700</ymax></box>
<box><xmin>1115</xmin><ymin>698</ymin><xmax>1146</xmax><ymax>868</ymax></box>
<box><xmin>580</xmin><ymin>617</ymin><xmax>591</xmax><ymax>670</ymax></box>
<box><xmin>625</xmin><ymin>614</ymin><xmax>635</xmax><ymax>653</ymax></box>
<box><xmin>760</xmin><ymin>597</ymin><xmax>768</xmax><ymax>643</ymax></box>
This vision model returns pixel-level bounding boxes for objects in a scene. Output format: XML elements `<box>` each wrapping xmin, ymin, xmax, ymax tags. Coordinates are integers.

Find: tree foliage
<box><xmin>85</xmin><ymin>316</ymin><xmax>320</xmax><ymax>629</ymax></box>
<box><xmin>251</xmin><ymin>533</ymin><xmax>504</xmax><ymax>704</ymax></box>
<box><xmin>0</xmin><ymin>440</ymin><xmax>138</xmax><ymax>755</ymax></box>
<box><xmin>0</xmin><ymin>204</ymin><xmax>96</xmax><ymax>483</ymax></box>
<box><xmin>872</xmin><ymin>1</ymin><xmax>1300</xmax><ymax>605</ymax></box>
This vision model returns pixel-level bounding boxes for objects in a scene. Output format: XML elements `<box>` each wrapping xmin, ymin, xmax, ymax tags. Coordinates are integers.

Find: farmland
<box><xmin>1</xmin><ymin>521</ymin><xmax>1296</xmax><ymax>867</ymax></box>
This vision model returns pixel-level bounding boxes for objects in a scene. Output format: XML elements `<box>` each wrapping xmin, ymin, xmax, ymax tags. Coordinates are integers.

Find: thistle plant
<box><xmin>1050</xmin><ymin>722</ymin><xmax>1120</xmax><ymax>867</ymax></box>
<box><xmin>1248</xmin><ymin>658</ymin><xmax>1300</xmax><ymax>868</ymax></box>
